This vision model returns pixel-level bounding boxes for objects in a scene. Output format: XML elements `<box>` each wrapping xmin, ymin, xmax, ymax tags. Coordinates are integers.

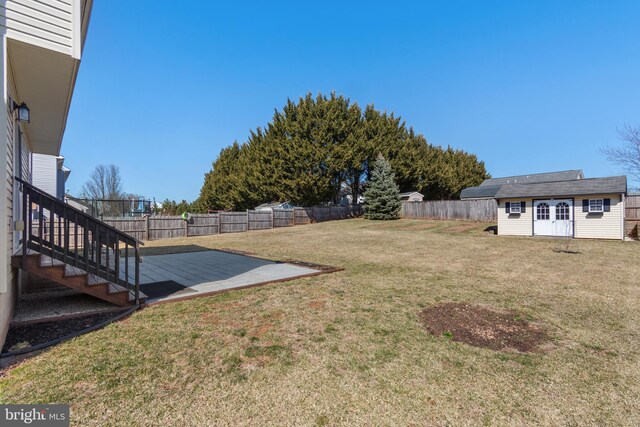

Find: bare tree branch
<box><xmin>81</xmin><ymin>164</ymin><xmax>124</xmax><ymax>200</ymax></box>
<box><xmin>601</xmin><ymin>124</ymin><xmax>640</xmax><ymax>183</ymax></box>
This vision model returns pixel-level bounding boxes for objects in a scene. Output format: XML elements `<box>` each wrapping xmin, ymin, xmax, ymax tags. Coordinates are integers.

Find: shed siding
<box><xmin>1</xmin><ymin>0</ymin><xmax>74</xmax><ymax>56</ymax></box>
<box><xmin>574</xmin><ymin>194</ymin><xmax>624</xmax><ymax>240</ymax></box>
<box><xmin>497</xmin><ymin>198</ymin><xmax>533</xmax><ymax>236</ymax></box>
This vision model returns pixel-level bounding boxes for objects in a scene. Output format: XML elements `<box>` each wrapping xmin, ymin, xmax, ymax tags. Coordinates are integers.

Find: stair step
<box><xmin>87</xmin><ymin>274</ymin><xmax>109</xmax><ymax>286</ymax></box>
<box><xmin>64</xmin><ymin>264</ymin><xmax>86</xmax><ymax>278</ymax></box>
<box><xmin>12</xmin><ymin>251</ymin><xmax>146</xmax><ymax>307</ymax></box>
<box><xmin>39</xmin><ymin>255</ymin><xmax>65</xmax><ymax>268</ymax></box>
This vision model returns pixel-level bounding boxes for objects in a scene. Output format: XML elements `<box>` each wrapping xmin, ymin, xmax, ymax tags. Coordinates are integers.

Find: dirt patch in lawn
<box><xmin>419</xmin><ymin>303</ymin><xmax>550</xmax><ymax>352</ymax></box>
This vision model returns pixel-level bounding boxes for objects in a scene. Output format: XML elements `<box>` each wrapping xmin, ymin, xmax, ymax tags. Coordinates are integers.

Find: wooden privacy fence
<box><xmin>625</xmin><ymin>194</ymin><xmax>640</xmax><ymax>238</ymax></box>
<box><xmin>101</xmin><ymin>205</ymin><xmax>362</xmax><ymax>241</ymax></box>
<box><xmin>400</xmin><ymin>199</ymin><xmax>498</xmax><ymax>221</ymax></box>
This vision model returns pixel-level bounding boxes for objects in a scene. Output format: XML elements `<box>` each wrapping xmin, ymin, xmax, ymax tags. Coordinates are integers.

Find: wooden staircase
<box><xmin>12</xmin><ymin>250</ymin><xmax>146</xmax><ymax>306</ymax></box>
<box><xmin>13</xmin><ymin>178</ymin><xmax>145</xmax><ymax>307</ymax></box>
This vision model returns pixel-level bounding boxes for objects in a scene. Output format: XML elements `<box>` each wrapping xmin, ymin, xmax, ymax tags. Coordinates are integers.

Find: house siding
<box><xmin>0</xmin><ymin>61</ymin><xmax>34</xmax><ymax>348</ymax></box>
<box><xmin>497</xmin><ymin>198</ymin><xmax>533</xmax><ymax>236</ymax></box>
<box><xmin>574</xmin><ymin>194</ymin><xmax>624</xmax><ymax>240</ymax></box>
<box><xmin>32</xmin><ymin>153</ymin><xmax>57</xmax><ymax>197</ymax></box>
<box><xmin>1</xmin><ymin>0</ymin><xmax>75</xmax><ymax>56</ymax></box>
<box><xmin>0</xmin><ymin>83</ymin><xmax>16</xmax><ymax>348</ymax></box>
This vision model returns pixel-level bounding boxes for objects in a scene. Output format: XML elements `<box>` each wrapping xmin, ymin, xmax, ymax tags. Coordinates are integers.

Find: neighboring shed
<box><xmin>399</xmin><ymin>191</ymin><xmax>424</xmax><ymax>202</ymax></box>
<box><xmin>460</xmin><ymin>170</ymin><xmax>584</xmax><ymax>200</ymax></box>
<box><xmin>495</xmin><ymin>176</ymin><xmax>627</xmax><ymax>240</ymax></box>
<box><xmin>255</xmin><ymin>201</ymin><xmax>295</xmax><ymax>211</ymax></box>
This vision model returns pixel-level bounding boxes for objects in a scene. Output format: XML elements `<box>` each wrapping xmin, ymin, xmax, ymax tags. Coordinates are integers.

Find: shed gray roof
<box><xmin>399</xmin><ymin>191</ymin><xmax>423</xmax><ymax>197</ymax></box>
<box><xmin>480</xmin><ymin>169</ymin><xmax>583</xmax><ymax>187</ymax></box>
<box><xmin>494</xmin><ymin>176</ymin><xmax>627</xmax><ymax>199</ymax></box>
<box><xmin>459</xmin><ymin>185</ymin><xmax>502</xmax><ymax>200</ymax></box>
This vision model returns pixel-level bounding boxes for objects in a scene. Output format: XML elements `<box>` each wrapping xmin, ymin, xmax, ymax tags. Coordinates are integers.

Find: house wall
<box><xmin>497</xmin><ymin>198</ymin><xmax>533</xmax><ymax>236</ymax></box>
<box><xmin>56</xmin><ymin>167</ymin><xmax>65</xmax><ymax>198</ymax></box>
<box><xmin>32</xmin><ymin>153</ymin><xmax>57</xmax><ymax>197</ymax></box>
<box><xmin>1</xmin><ymin>0</ymin><xmax>79</xmax><ymax>57</ymax></box>
<box><xmin>0</xmin><ymin>49</ymin><xmax>14</xmax><ymax>347</ymax></box>
<box><xmin>0</xmin><ymin>39</ymin><xmax>34</xmax><ymax>349</ymax></box>
<box><xmin>574</xmin><ymin>194</ymin><xmax>624</xmax><ymax>240</ymax></box>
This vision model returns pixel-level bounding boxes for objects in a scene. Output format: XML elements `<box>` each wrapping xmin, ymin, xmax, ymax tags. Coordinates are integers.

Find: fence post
<box><xmin>271</xmin><ymin>209</ymin><xmax>274</xmax><ymax>229</ymax></box>
<box><xmin>218</xmin><ymin>212</ymin><xmax>222</xmax><ymax>234</ymax></box>
<box><xmin>246</xmin><ymin>209</ymin><xmax>250</xmax><ymax>231</ymax></box>
<box><xmin>185</xmin><ymin>216</ymin><xmax>189</xmax><ymax>237</ymax></box>
<box><xmin>145</xmin><ymin>215</ymin><xmax>150</xmax><ymax>241</ymax></box>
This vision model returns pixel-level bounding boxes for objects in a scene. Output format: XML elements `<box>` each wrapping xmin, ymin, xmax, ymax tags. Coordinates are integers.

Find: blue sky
<box><xmin>62</xmin><ymin>1</ymin><xmax>640</xmax><ymax>201</ymax></box>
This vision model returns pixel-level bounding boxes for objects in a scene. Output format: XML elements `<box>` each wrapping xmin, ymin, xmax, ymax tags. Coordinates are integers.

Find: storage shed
<box><xmin>495</xmin><ymin>176</ymin><xmax>627</xmax><ymax>240</ymax></box>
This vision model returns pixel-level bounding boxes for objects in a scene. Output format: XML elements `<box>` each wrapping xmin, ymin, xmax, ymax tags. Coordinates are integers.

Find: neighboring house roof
<box><xmin>479</xmin><ymin>170</ymin><xmax>584</xmax><ymax>187</ymax></box>
<box><xmin>61</xmin><ymin>166</ymin><xmax>71</xmax><ymax>181</ymax></box>
<box><xmin>65</xmin><ymin>197</ymin><xmax>90</xmax><ymax>213</ymax></box>
<box><xmin>459</xmin><ymin>185</ymin><xmax>503</xmax><ymax>200</ymax></box>
<box><xmin>255</xmin><ymin>201</ymin><xmax>293</xmax><ymax>209</ymax></box>
<box><xmin>399</xmin><ymin>192</ymin><xmax>423</xmax><ymax>197</ymax></box>
<box><xmin>494</xmin><ymin>176</ymin><xmax>627</xmax><ymax>199</ymax></box>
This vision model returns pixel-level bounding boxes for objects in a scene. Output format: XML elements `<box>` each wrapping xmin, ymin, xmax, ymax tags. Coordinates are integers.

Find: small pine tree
<box><xmin>363</xmin><ymin>155</ymin><xmax>402</xmax><ymax>220</ymax></box>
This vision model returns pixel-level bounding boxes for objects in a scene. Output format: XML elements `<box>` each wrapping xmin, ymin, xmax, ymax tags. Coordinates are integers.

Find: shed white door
<box><xmin>534</xmin><ymin>199</ymin><xmax>573</xmax><ymax>237</ymax></box>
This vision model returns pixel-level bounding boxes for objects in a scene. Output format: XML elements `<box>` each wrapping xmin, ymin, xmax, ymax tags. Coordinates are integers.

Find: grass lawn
<box><xmin>1</xmin><ymin>219</ymin><xmax>639</xmax><ymax>425</ymax></box>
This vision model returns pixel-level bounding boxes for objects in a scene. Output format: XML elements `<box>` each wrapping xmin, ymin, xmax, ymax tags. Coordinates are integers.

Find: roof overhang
<box><xmin>7</xmin><ymin>39</ymin><xmax>80</xmax><ymax>156</ymax></box>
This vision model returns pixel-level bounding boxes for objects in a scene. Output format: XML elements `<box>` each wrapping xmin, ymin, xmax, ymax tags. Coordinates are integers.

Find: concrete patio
<box><xmin>13</xmin><ymin>250</ymin><xmax>321</xmax><ymax>323</ymax></box>
<box><xmin>136</xmin><ymin>250</ymin><xmax>320</xmax><ymax>302</ymax></box>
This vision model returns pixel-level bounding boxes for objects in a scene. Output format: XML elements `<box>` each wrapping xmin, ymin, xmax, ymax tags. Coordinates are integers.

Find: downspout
<box><xmin>621</xmin><ymin>193</ymin><xmax>625</xmax><ymax>241</ymax></box>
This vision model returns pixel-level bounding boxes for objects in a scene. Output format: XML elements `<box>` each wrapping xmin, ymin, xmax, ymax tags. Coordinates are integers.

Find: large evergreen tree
<box><xmin>363</xmin><ymin>155</ymin><xmax>402</xmax><ymax>220</ymax></box>
<box><xmin>195</xmin><ymin>92</ymin><xmax>490</xmax><ymax>211</ymax></box>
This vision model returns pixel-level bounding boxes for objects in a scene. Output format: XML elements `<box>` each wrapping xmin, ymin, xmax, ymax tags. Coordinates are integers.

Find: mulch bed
<box><xmin>419</xmin><ymin>303</ymin><xmax>550</xmax><ymax>352</ymax></box>
<box><xmin>1</xmin><ymin>311</ymin><xmax>126</xmax><ymax>355</ymax></box>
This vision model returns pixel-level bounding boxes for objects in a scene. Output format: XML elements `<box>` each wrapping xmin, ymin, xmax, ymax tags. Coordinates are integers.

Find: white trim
<box><xmin>0</xmin><ymin>35</ymin><xmax>8</xmax><ymax>293</ymax></box>
<box><xmin>588</xmin><ymin>198</ymin><xmax>604</xmax><ymax>213</ymax></box>
<box><xmin>71</xmin><ymin>0</ymin><xmax>81</xmax><ymax>59</ymax></box>
<box><xmin>621</xmin><ymin>193</ymin><xmax>625</xmax><ymax>240</ymax></box>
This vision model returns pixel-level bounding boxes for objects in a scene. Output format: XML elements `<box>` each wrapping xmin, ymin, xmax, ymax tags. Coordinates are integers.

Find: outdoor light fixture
<box><xmin>11</xmin><ymin>101</ymin><xmax>30</xmax><ymax>123</ymax></box>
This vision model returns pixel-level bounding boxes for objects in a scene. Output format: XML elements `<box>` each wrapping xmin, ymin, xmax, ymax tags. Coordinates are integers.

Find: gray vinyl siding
<box><xmin>56</xmin><ymin>168</ymin><xmax>65</xmax><ymax>198</ymax></box>
<box><xmin>1</xmin><ymin>0</ymin><xmax>76</xmax><ymax>56</ymax></box>
<box><xmin>32</xmin><ymin>153</ymin><xmax>57</xmax><ymax>197</ymax></box>
<box><xmin>0</xmin><ymin>99</ymin><xmax>15</xmax><ymax>348</ymax></box>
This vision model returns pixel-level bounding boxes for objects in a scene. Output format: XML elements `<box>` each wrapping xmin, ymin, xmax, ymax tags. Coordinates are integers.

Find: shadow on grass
<box><xmin>139</xmin><ymin>244</ymin><xmax>217</xmax><ymax>257</ymax></box>
<box><xmin>552</xmin><ymin>249</ymin><xmax>582</xmax><ymax>255</ymax></box>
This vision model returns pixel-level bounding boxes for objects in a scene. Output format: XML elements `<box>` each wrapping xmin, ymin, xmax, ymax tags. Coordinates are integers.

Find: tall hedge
<box><xmin>195</xmin><ymin>93</ymin><xmax>489</xmax><ymax>211</ymax></box>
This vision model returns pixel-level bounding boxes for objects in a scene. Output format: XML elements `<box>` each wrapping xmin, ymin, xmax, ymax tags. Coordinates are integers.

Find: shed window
<box><xmin>510</xmin><ymin>202</ymin><xmax>521</xmax><ymax>214</ymax></box>
<box><xmin>556</xmin><ymin>202</ymin><xmax>570</xmax><ymax>220</ymax></box>
<box><xmin>536</xmin><ymin>203</ymin><xmax>549</xmax><ymax>220</ymax></box>
<box><xmin>589</xmin><ymin>199</ymin><xmax>604</xmax><ymax>213</ymax></box>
